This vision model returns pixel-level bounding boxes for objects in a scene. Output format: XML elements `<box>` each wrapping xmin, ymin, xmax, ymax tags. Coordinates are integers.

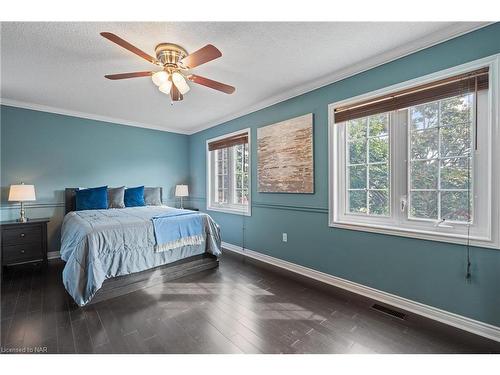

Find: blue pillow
<box><xmin>124</xmin><ymin>186</ymin><xmax>145</xmax><ymax>207</ymax></box>
<box><xmin>75</xmin><ymin>186</ymin><xmax>108</xmax><ymax>211</ymax></box>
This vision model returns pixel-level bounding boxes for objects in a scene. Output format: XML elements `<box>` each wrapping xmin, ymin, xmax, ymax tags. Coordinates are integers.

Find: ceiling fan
<box><xmin>100</xmin><ymin>32</ymin><xmax>235</xmax><ymax>102</ymax></box>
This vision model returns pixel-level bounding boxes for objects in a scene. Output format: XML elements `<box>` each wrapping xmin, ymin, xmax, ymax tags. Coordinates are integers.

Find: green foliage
<box><xmin>411</xmin><ymin>102</ymin><xmax>438</xmax><ymax>130</ymax></box>
<box><xmin>441</xmin><ymin>157</ymin><xmax>470</xmax><ymax>189</ymax></box>
<box><xmin>411</xmin><ymin>128</ymin><xmax>438</xmax><ymax>160</ymax></box>
<box><xmin>410</xmin><ymin>160</ymin><xmax>438</xmax><ymax>189</ymax></box>
<box><xmin>369</xmin><ymin>137</ymin><xmax>388</xmax><ymax>162</ymax></box>
<box><xmin>408</xmin><ymin>94</ymin><xmax>473</xmax><ymax>222</ymax></box>
<box><xmin>348</xmin><ymin>165</ymin><xmax>366</xmax><ymax>189</ymax></box>
<box><xmin>410</xmin><ymin>191</ymin><xmax>438</xmax><ymax>219</ymax></box>
<box><xmin>369</xmin><ymin>191</ymin><xmax>389</xmax><ymax>216</ymax></box>
<box><xmin>235</xmin><ymin>143</ymin><xmax>249</xmax><ymax>204</ymax></box>
<box><xmin>347</xmin><ymin>113</ymin><xmax>389</xmax><ymax>216</ymax></box>
<box><xmin>346</xmin><ymin>94</ymin><xmax>473</xmax><ymax>222</ymax></box>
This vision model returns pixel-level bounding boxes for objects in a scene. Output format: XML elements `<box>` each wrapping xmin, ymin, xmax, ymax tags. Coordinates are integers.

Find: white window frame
<box><xmin>206</xmin><ymin>128</ymin><xmax>251</xmax><ymax>216</ymax></box>
<box><xmin>329</xmin><ymin>54</ymin><xmax>500</xmax><ymax>249</ymax></box>
<box><xmin>343</xmin><ymin>113</ymin><xmax>392</xmax><ymax>218</ymax></box>
<box><xmin>214</xmin><ymin>147</ymin><xmax>230</xmax><ymax>204</ymax></box>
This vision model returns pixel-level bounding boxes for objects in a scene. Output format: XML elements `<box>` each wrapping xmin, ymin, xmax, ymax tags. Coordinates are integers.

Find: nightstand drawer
<box><xmin>2</xmin><ymin>225</ymin><xmax>41</xmax><ymax>246</ymax></box>
<box><xmin>2</xmin><ymin>244</ymin><xmax>43</xmax><ymax>264</ymax></box>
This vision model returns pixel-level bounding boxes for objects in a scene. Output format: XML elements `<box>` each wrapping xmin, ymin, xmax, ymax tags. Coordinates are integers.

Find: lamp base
<box><xmin>17</xmin><ymin>202</ymin><xmax>28</xmax><ymax>222</ymax></box>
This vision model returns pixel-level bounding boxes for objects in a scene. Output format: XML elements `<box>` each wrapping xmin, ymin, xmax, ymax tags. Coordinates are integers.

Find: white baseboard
<box><xmin>47</xmin><ymin>251</ymin><xmax>60</xmax><ymax>260</ymax></box>
<box><xmin>222</xmin><ymin>241</ymin><xmax>500</xmax><ymax>343</ymax></box>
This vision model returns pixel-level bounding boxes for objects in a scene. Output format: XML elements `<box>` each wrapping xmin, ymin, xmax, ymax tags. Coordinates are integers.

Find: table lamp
<box><xmin>175</xmin><ymin>184</ymin><xmax>189</xmax><ymax>209</ymax></box>
<box><xmin>8</xmin><ymin>183</ymin><xmax>36</xmax><ymax>222</ymax></box>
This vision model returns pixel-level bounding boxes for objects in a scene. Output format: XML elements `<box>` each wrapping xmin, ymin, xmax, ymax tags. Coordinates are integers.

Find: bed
<box><xmin>60</xmin><ymin>188</ymin><xmax>221</xmax><ymax>306</ymax></box>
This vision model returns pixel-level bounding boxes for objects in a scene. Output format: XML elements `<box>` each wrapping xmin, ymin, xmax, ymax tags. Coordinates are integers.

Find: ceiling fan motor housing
<box><xmin>155</xmin><ymin>43</ymin><xmax>188</xmax><ymax>67</ymax></box>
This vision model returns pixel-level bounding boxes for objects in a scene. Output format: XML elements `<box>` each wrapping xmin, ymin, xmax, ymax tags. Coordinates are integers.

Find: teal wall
<box><xmin>189</xmin><ymin>23</ymin><xmax>500</xmax><ymax>326</ymax></box>
<box><xmin>1</xmin><ymin>106</ymin><xmax>190</xmax><ymax>252</ymax></box>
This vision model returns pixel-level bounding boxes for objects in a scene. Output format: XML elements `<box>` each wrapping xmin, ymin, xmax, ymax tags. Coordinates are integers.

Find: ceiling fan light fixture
<box><xmin>159</xmin><ymin>80</ymin><xmax>173</xmax><ymax>94</ymax></box>
<box><xmin>172</xmin><ymin>72</ymin><xmax>190</xmax><ymax>95</ymax></box>
<box><xmin>152</xmin><ymin>71</ymin><xmax>168</xmax><ymax>86</ymax></box>
<box><xmin>101</xmin><ymin>33</ymin><xmax>235</xmax><ymax>100</ymax></box>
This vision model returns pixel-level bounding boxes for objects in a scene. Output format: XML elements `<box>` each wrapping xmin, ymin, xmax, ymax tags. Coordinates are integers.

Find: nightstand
<box><xmin>1</xmin><ymin>218</ymin><xmax>50</xmax><ymax>267</ymax></box>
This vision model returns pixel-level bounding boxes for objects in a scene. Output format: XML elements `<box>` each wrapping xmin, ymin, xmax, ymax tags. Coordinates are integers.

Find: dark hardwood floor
<box><xmin>1</xmin><ymin>251</ymin><xmax>499</xmax><ymax>354</ymax></box>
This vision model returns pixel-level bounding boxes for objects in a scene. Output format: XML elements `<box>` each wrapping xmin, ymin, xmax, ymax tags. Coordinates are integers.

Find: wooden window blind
<box><xmin>334</xmin><ymin>67</ymin><xmax>489</xmax><ymax>123</ymax></box>
<box><xmin>208</xmin><ymin>132</ymin><xmax>248</xmax><ymax>151</ymax></box>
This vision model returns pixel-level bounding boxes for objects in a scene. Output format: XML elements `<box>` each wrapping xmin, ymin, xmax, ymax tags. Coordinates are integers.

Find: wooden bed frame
<box><xmin>64</xmin><ymin>188</ymin><xmax>219</xmax><ymax>306</ymax></box>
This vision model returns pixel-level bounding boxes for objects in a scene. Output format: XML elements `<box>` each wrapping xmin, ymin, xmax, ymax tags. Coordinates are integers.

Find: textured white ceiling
<box><xmin>0</xmin><ymin>22</ymin><xmax>487</xmax><ymax>134</ymax></box>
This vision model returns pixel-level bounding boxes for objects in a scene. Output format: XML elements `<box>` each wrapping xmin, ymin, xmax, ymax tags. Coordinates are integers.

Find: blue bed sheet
<box><xmin>60</xmin><ymin>206</ymin><xmax>221</xmax><ymax>306</ymax></box>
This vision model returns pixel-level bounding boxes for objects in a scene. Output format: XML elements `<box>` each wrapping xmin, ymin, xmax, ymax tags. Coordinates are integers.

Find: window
<box><xmin>207</xmin><ymin>129</ymin><xmax>251</xmax><ymax>215</ymax></box>
<box><xmin>330</xmin><ymin>56</ymin><xmax>500</xmax><ymax>249</ymax></box>
<box><xmin>346</xmin><ymin>113</ymin><xmax>390</xmax><ymax>216</ymax></box>
<box><xmin>234</xmin><ymin>144</ymin><xmax>250</xmax><ymax>205</ymax></box>
<box><xmin>215</xmin><ymin>148</ymin><xmax>229</xmax><ymax>204</ymax></box>
<box><xmin>408</xmin><ymin>95</ymin><xmax>473</xmax><ymax>223</ymax></box>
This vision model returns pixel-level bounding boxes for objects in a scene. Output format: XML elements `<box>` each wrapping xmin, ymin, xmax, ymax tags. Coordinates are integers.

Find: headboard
<box><xmin>64</xmin><ymin>187</ymin><xmax>163</xmax><ymax>214</ymax></box>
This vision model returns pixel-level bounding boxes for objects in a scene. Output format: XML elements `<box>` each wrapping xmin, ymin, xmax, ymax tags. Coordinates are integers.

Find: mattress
<box><xmin>60</xmin><ymin>206</ymin><xmax>221</xmax><ymax>306</ymax></box>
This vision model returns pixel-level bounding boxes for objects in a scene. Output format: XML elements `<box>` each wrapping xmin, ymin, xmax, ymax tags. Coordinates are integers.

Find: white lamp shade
<box><xmin>175</xmin><ymin>185</ymin><xmax>189</xmax><ymax>197</ymax></box>
<box><xmin>8</xmin><ymin>184</ymin><xmax>36</xmax><ymax>201</ymax></box>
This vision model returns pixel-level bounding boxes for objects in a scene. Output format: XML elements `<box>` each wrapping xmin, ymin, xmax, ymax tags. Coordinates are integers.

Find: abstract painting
<box><xmin>257</xmin><ymin>113</ymin><xmax>314</xmax><ymax>193</ymax></box>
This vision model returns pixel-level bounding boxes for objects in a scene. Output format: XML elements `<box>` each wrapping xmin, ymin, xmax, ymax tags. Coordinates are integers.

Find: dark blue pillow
<box><xmin>124</xmin><ymin>186</ymin><xmax>145</xmax><ymax>207</ymax></box>
<box><xmin>75</xmin><ymin>186</ymin><xmax>108</xmax><ymax>211</ymax></box>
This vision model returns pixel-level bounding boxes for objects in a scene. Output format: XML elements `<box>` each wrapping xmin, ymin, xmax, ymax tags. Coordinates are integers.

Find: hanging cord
<box><xmin>465</xmin><ymin>151</ymin><xmax>472</xmax><ymax>282</ymax></box>
<box><xmin>242</xmin><ymin>213</ymin><xmax>246</xmax><ymax>252</ymax></box>
<box><xmin>465</xmin><ymin>77</ymin><xmax>478</xmax><ymax>283</ymax></box>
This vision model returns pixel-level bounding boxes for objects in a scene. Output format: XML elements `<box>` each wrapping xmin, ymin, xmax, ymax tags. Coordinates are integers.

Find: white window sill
<box><xmin>207</xmin><ymin>205</ymin><xmax>251</xmax><ymax>216</ymax></box>
<box><xmin>329</xmin><ymin>220</ymin><xmax>499</xmax><ymax>250</ymax></box>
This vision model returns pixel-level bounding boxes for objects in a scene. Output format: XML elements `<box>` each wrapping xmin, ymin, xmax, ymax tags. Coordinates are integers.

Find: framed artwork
<box><xmin>257</xmin><ymin>113</ymin><xmax>314</xmax><ymax>193</ymax></box>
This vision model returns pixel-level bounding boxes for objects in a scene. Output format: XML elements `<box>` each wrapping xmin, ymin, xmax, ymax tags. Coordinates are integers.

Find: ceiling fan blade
<box><xmin>187</xmin><ymin>74</ymin><xmax>235</xmax><ymax>94</ymax></box>
<box><xmin>170</xmin><ymin>83</ymin><xmax>183</xmax><ymax>101</ymax></box>
<box><xmin>104</xmin><ymin>71</ymin><xmax>153</xmax><ymax>80</ymax></box>
<box><xmin>100</xmin><ymin>32</ymin><xmax>159</xmax><ymax>65</ymax></box>
<box><xmin>180</xmin><ymin>45</ymin><xmax>222</xmax><ymax>69</ymax></box>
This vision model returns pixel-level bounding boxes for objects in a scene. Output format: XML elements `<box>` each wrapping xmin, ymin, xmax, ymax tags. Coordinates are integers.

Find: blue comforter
<box><xmin>60</xmin><ymin>206</ymin><xmax>221</xmax><ymax>306</ymax></box>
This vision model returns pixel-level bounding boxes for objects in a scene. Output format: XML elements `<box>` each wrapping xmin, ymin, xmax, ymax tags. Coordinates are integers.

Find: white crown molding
<box><xmin>222</xmin><ymin>241</ymin><xmax>500</xmax><ymax>343</ymax></box>
<box><xmin>190</xmin><ymin>22</ymin><xmax>492</xmax><ymax>134</ymax></box>
<box><xmin>0</xmin><ymin>98</ymin><xmax>191</xmax><ymax>135</ymax></box>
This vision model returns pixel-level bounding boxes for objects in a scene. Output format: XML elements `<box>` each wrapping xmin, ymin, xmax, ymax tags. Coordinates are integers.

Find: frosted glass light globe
<box><xmin>172</xmin><ymin>72</ymin><xmax>190</xmax><ymax>95</ymax></box>
<box><xmin>152</xmin><ymin>71</ymin><xmax>168</xmax><ymax>86</ymax></box>
<box><xmin>159</xmin><ymin>81</ymin><xmax>173</xmax><ymax>94</ymax></box>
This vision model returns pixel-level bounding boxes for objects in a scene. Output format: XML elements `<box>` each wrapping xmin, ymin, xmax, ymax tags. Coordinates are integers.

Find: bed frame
<box><xmin>64</xmin><ymin>188</ymin><xmax>219</xmax><ymax>306</ymax></box>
